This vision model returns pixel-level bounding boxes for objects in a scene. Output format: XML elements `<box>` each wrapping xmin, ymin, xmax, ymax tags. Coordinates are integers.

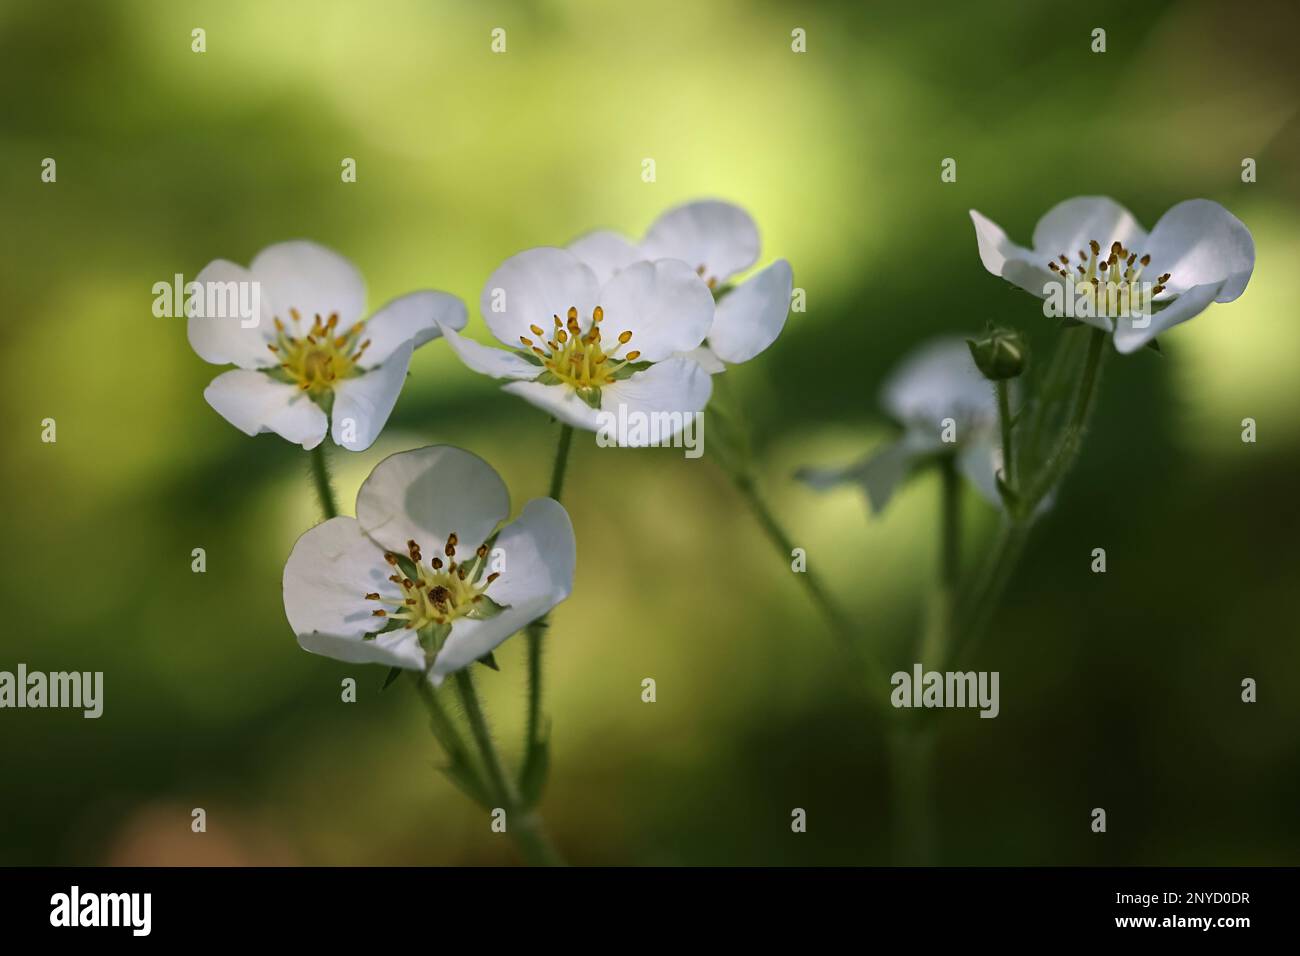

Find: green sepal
<box><xmin>966</xmin><ymin>326</ymin><xmax>1026</xmax><ymax>380</ymax></box>
<box><xmin>442</xmin><ymin>759</ymin><xmax>492</xmax><ymax>809</ymax></box>
<box><xmin>609</xmin><ymin>361</ymin><xmax>652</xmax><ymax>382</ymax></box>
<box><xmin>390</xmin><ymin>553</ymin><xmax>419</xmax><ymax>581</ymax></box>
<box><xmin>470</xmin><ymin>594</ymin><xmax>506</xmax><ymax>621</ymax></box>
<box><xmin>364</xmin><ymin>616</ymin><xmax>407</xmax><ymax>641</ymax></box>
<box><xmin>476</xmin><ymin>651</ymin><xmax>500</xmax><ymax>671</ymax></box>
<box><xmin>511</xmin><ymin>348</ymin><xmax>544</xmax><ymax>367</ymax></box>
<box><xmin>380</xmin><ymin>666</ymin><xmax>403</xmax><ymax>691</ymax></box>
<box><xmin>419</xmin><ymin>621</ymin><xmax>452</xmax><ymax>655</ymax></box>
<box><xmin>1145</xmin><ymin>337</ymin><xmax>1162</xmax><ymax>355</ymax></box>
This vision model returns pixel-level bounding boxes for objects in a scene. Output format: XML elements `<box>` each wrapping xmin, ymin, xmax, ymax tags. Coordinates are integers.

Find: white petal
<box><xmin>597</xmin><ymin>259</ymin><xmax>715</xmax><ymax>361</ymax></box>
<box><xmin>484</xmin><ymin>498</ymin><xmax>576</xmax><ymax>609</ymax></box>
<box><xmin>855</xmin><ymin>441</ymin><xmax>923</xmax><ymax>514</ymax></box>
<box><xmin>567</xmin><ymin>229</ymin><xmax>643</xmax><ymax>286</ymax></box>
<box><xmin>330</xmin><ymin>339</ymin><xmax>414</xmax><ymax>451</ymax></box>
<box><xmin>675</xmin><ymin>345</ymin><xmax>727</xmax><ymax>375</ymax></box>
<box><xmin>708</xmin><ymin>258</ymin><xmax>793</xmax><ymax>364</ymax></box>
<box><xmin>440</xmin><ymin>323</ymin><xmax>540</xmax><ymax>381</ymax></box>
<box><xmin>969</xmin><ymin>210</ymin><xmax>1057</xmax><ymax>299</ymax></box>
<box><xmin>796</xmin><ymin>433</ymin><xmax>935</xmax><ymax>515</ymax></box>
<box><xmin>355</xmin><ymin>445</ymin><xmax>510</xmax><ymax>556</ymax></box>
<box><xmin>1072</xmin><ymin>306</ymin><xmax>1116</xmax><ymax>334</ymax></box>
<box><xmin>970</xmin><ymin>208</ymin><xmax>1029</xmax><ymax>275</ymax></box>
<box><xmin>794</xmin><ymin>458</ymin><xmax>868</xmax><ymax>493</ymax></box>
<box><xmin>250</xmin><ymin>240</ymin><xmax>367</xmax><ymax>327</ymax></box>
<box><xmin>880</xmin><ymin>338</ymin><xmax>996</xmax><ymax>431</ymax></box>
<box><xmin>185</xmin><ymin>259</ymin><xmax>277</xmax><ymax>368</ymax></box>
<box><xmin>430</xmin><ymin>594</ymin><xmax>553</xmax><ymax>684</ymax></box>
<box><xmin>1111</xmin><ymin>282</ymin><xmax>1221</xmax><ymax>354</ymax></box>
<box><xmin>1142</xmin><ymin>199</ymin><xmax>1254</xmax><ymax>301</ymax></box>
<box><xmin>500</xmin><ymin>380</ymin><xmax>605</xmax><ymax>431</ymax></box>
<box><xmin>956</xmin><ymin>437</ymin><xmax>1003</xmax><ymax>508</ymax></box>
<box><xmin>1030</xmin><ymin>196</ymin><xmax>1147</xmax><ymax>258</ymax></box>
<box><xmin>283</xmin><ymin>516</ymin><xmax>425</xmax><ymax>669</ymax></box>
<box><xmin>204</xmin><ymin>369</ymin><xmax>329</xmax><ymax>449</ymax></box>
<box><xmin>298</xmin><ymin>628</ymin><xmax>427</xmax><ymax>670</ymax></box>
<box><xmin>641</xmin><ymin>199</ymin><xmax>760</xmax><ymax>286</ymax></box>
<box><xmin>598</xmin><ymin>357</ymin><xmax>713</xmax><ymax>446</ymax></box>
<box><xmin>479</xmin><ymin>247</ymin><xmax>599</xmax><ymax>346</ymax></box>
<box><xmin>359</xmin><ymin>290</ymin><xmax>467</xmax><ymax>369</ymax></box>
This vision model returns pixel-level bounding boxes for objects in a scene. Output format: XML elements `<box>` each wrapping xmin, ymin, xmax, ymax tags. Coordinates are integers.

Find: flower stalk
<box><xmin>455</xmin><ymin>668</ymin><xmax>566</xmax><ymax>867</ymax></box>
<box><xmin>955</xmin><ymin>326</ymin><xmax>1109</xmax><ymax>666</ymax></box>
<box><xmin>711</xmin><ymin>378</ymin><xmax>890</xmax><ymax>706</ymax></box>
<box><xmin>310</xmin><ymin>443</ymin><xmax>338</xmax><ymax>519</ymax></box>
<box><xmin>412</xmin><ymin>673</ymin><xmax>491</xmax><ymax>807</ymax></box>
<box><xmin>1020</xmin><ymin>327</ymin><xmax>1107</xmax><ymax>518</ymax></box>
<box><xmin>520</xmin><ymin>423</ymin><xmax>574</xmax><ymax>802</ymax></box>
<box><xmin>996</xmin><ymin>380</ymin><xmax>1015</xmax><ymax>492</ymax></box>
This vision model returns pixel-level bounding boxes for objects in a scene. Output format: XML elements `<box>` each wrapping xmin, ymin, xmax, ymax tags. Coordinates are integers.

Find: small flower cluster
<box><xmin>187</xmin><ymin>200</ymin><xmax>793</xmax><ymax>681</ymax></box>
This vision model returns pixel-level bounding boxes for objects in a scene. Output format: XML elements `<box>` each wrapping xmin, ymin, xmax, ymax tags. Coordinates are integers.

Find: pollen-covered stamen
<box><xmin>364</xmin><ymin>533</ymin><xmax>500</xmax><ymax>630</ymax></box>
<box><xmin>272</xmin><ymin>309</ymin><xmax>368</xmax><ymax>394</ymax></box>
<box><xmin>523</xmin><ymin>303</ymin><xmax>641</xmax><ymax>393</ymax></box>
<box><xmin>695</xmin><ymin>263</ymin><xmax>719</xmax><ymax>290</ymax></box>
<box><xmin>1047</xmin><ymin>239</ymin><xmax>1173</xmax><ymax>317</ymax></box>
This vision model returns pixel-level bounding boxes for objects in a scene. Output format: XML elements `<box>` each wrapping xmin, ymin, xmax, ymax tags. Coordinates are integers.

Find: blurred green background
<box><xmin>2</xmin><ymin>0</ymin><xmax>1298</xmax><ymax>865</ymax></box>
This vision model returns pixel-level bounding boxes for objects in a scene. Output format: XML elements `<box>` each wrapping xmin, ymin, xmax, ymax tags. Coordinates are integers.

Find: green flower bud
<box><xmin>966</xmin><ymin>327</ymin><xmax>1026</xmax><ymax>380</ymax></box>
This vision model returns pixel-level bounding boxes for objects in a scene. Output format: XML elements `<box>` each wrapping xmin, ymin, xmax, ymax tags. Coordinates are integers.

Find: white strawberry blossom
<box><xmin>798</xmin><ymin>338</ymin><xmax>1003</xmax><ymax>512</ymax></box>
<box><xmin>970</xmin><ymin>197</ymin><xmax>1253</xmax><ymax>353</ymax></box>
<box><xmin>283</xmin><ymin>445</ymin><xmax>575</xmax><ymax>685</ymax></box>
<box><xmin>567</xmin><ymin>199</ymin><xmax>795</xmax><ymax>371</ymax></box>
<box><xmin>188</xmin><ymin>240</ymin><xmax>467</xmax><ymax>451</ymax></box>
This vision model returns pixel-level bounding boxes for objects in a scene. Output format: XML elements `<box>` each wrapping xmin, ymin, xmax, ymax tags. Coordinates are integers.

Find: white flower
<box><xmin>188</xmin><ymin>240</ymin><xmax>467</xmax><ymax>451</ymax></box>
<box><xmin>282</xmin><ymin>445</ymin><xmax>576</xmax><ymax>685</ymax></box>
<box><xmin>970</xmin><ymin>197</ymin><xmax>1254</xmax><ymax>353</ymax></box>
<box><xmin>797</xmin><ymin>338</ymin><xmax>1002</xmax><ymax>512</ymax></box>
<box><xmin>569</xmin><ymin>199</ymin><xmax>794</xmax><ymax>370</ymax></box>
<box><xmin>439</xmin><ymin>247</ymin><xmax>715</xmax><ymax>439</ymax></box>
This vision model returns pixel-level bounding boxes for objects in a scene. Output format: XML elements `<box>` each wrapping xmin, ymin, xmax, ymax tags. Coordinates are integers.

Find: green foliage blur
<box><xmin>2</xmin><ymin>0</ymin><xmax>1298</xmax><ymax>865</ymax></box>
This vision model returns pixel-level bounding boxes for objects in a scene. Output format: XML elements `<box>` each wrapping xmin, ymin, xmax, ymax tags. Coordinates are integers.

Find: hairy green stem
<box><xmin>310</xmin><ymin>443</ymin><xmax>339</xmax><ymax>519</ymax></box>
<box><xmin>951</xmin><ymin>518</ymin><xmax>1032</xmax><ymax>670</ymax></box>
<box><xmin>889</xmin><ymin>720</ymin><xmax>937</xmax><ymax>865</ymax></box>
<box><xmin>956</xmin><ymin>327</ymin><xmax>1109</xmax><ymax>665</ymax></box>
<box><xmin>996</xmin><ymin>380</ymin><xmax>1015</xmax><ymax>492</ymax></box>
<box><xmin>731</xmin><ymin>471</ymin><xmax>890</xmax><ymax>707</ymax></box>
<box><xmin>899</xmin><ymin>459</ymin><xmax>962</xmax><ymax>863</ymax></box>
<box><xmin>521</xmin><ymin>424</ymin><xmax>574</xmax><ymax>796</ymax></box>
<box><xmin>1021</xmin><ymin>327</ymin><xmax>1107</xmax><ymax>517</ymax></box>
<box><xmin>710</xmin><ymin>373</ymin><xmax>890</xmax><ymax>708</ymax></box>
<box><xmin>733</xmin><ymin>473</ymin><xmax>852</xmax><ymax>637</ymax></box>
<box><xmin>546</xmin><ymin>424</ymin><xmax>574</xmax><ymax>500</ymax></box>
<box><xmin>412</xmin><ymin>673</ymin><xmax>491</xmax><ymax>807</ymax></box>
<box><xmin>455</xmin><ymin>669</ymin><xmax>566</xmax><ymax>866</ymax></box>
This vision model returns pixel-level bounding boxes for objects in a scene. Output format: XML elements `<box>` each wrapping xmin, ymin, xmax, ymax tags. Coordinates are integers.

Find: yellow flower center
<box><xmin>1047</xmin><ymin>239</ymin><xmax>1173</xmax><ymax>317</ymax></box>
<box><xmin>268</xmin><ymin>308</ymin><xmax>371</xmax><ymax>394</ymax></box>
<box><xmin>518</xmin><ymin>306</ymin><xmax>641</xmax><ymax>396</ymax></box>
<box><xmin>365</xmin><ymin>533</ymin><xmax>499</xmax><ymax>630</ymax></box>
